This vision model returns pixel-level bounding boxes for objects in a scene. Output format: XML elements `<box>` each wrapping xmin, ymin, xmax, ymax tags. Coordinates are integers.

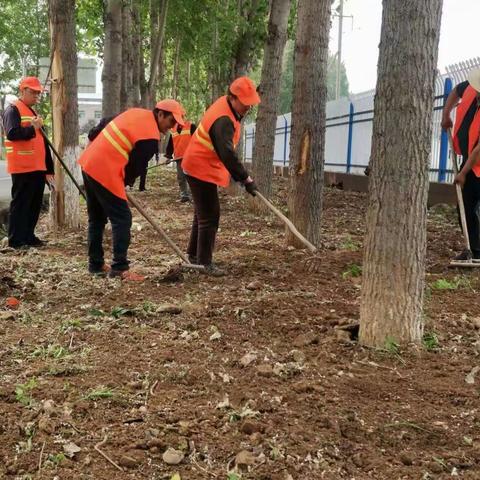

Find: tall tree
<box><xmin>102</xmin><ymin>0</ymin><xmax>122</xmax><ymax>116</ymax></box>
<box><xmin>143</xmin><ymin>0</ymin><xmax>169</xmax><ymax>107</ymax></box>
<box><xmin>48</xmin><ymin>0</ymin><xmax>81</xmax><ymax>228</ymax></box>
<box><xmin>287</xmin><ymin>0</ymin><xmax>331</xmax><ymax>247</ymax></box>
<box><xmin>359</xmin><ymin>0</ymin><xmax>443</xmax><ymax>347</ymax></box>
<box><xmin>251</xmin><ymin>0</ymin><xmax>291</xmax><ymax>206</ymax></box>
<box><xmin>120</xmin><ymin>0</ymin><xmax>135</xmax><ymax>110</ymax></box>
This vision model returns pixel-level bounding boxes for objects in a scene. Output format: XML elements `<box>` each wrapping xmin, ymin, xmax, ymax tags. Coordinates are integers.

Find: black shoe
<box><xmin>188</xmin><ymin>254</ymin><xmax>197</xmax><ymax>264</ymax></box>
<box><xmin>139</xmin><ymin>188</ymin><xmax>147</xmax><ymax>192</ymax></box>
<box><xmin>180</xmin><ymin>195</ymin><xmax>191</xmax><ymax>203</ymax></box>
<box><xmin>201</xmin><ymin>263</ymin><xmax>226</xmax><ymax>277</ymax></box>
<box><xmin>454</xmin><ymin>249</ymin><xmax>473</xmax><ymax>261</ymax></box>
<box><xmin>27</xmin><ymin>237</ymin><xmax>47</xmax><ymax>248</ymax></box>
<box><xmin>8</xmin><ymin>242</ymin><xmax>30</xmax><ymax>250</ymax></box>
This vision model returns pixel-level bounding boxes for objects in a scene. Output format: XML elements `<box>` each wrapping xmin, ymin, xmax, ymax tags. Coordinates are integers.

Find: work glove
<box><xmin>244</xmin><ymin>180</ymin><xmax>258</xmax><ymax>197</ymax></box>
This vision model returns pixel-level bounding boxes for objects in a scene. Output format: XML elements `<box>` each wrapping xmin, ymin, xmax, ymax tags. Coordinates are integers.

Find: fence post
<box><xmin>346</xmin><ymin>102</ymin><xmax>354</xmax><ymax>173</ymax></box>
<box><xmin>283</xmin><ymin>115</ymin><xmax>288</xmax><ymax>166</ymax></box>
<box><xmin>438</xmin><ymin>77</ymin><xmax>452</xmax><ymax>182</ymax></box>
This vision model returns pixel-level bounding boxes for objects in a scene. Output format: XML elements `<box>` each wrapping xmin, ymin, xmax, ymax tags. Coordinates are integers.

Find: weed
<box><xmin>422</xmin><ymin>332</ymin><xmax>439</xmax><ymax>351</ymax></box>
<box><xmin>384</xmin><ymin>337</ymin><xmax>400</xmax><ymax>355</ymax></box>
<box><xmin>342</xmin><ymin>263</ymin><xmax>362</xmax><ymax>279</ymax></box>
<box><xmin>83</xmin><ymin>386</ymin><xmax>115</xmax><ymax>400</ymax></box>
<box><xmin>32</xmin><ymin>344</ymin><xmax>69</xmax><ymax>359</ymax></box>
<box><xmin>431</xmin><ymin>276</ymin><xmax>472</xmax><ymax>291</ymax></box>
<box><xmin>15</xmin><ymin>378</ymin><xmax>37</xmax><ymax>407</ymax></box>
<box><xmin>88</xmin><ymin>308</ymin><xmax>106</xmax><ymax>317</ymax></box>
<box><xmin>227</xmin><ymin>474</ymin><xmax>242</xmax><ymax>480</ymax></box>
<box><xmin>111</xmin><ymin>306</ymin><xmax>131</xmax><ymax>318</ymax></box>
<box><xmin>46</xmin><ymin>452</ymin><xmax>66</xmax><ymax>466</ymax></box>
<box><xmin>340</xmin><ymin>235</ymin><xmax>360</xmax><ymax>251</ymax></box>
<box><xmin>59</xmin><ymin>318</ymin><xmax>82</xmax><ymax>333</ymax></box>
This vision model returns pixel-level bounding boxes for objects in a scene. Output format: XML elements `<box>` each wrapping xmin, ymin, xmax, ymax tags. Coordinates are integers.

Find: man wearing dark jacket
<box><xmin>3</xmin><ymin>77</ymin><xmax>54</xmax><ymax>249</ymax></box>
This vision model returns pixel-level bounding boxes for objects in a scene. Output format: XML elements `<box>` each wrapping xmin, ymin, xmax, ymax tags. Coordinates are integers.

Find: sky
<box><xmin>331</xmin><ymin>0</ymin><xmax>480</xmax><ymax>94</ymax></box>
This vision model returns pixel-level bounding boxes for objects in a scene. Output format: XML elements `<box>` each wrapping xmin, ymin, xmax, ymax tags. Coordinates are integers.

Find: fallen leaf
<box><xmin>63</xmin><ymin>441</ymin><xmax>81</xmax><ymax>458</ymax></box>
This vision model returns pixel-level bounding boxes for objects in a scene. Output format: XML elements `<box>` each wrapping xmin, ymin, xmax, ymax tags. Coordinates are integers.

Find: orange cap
<box><xmin>229</xmin><ymin>77</ymin><xmax>261</xmax><ymax>106</ymax></box>
<box><xmin>155</xmin><ymin>99</ymin><xmax>185</xmax><ymax>126</ymax></box>
<box><xmin>19</xmin><ymin>77</ymin><xmax>44</xmax><ymax>92</ymax></box>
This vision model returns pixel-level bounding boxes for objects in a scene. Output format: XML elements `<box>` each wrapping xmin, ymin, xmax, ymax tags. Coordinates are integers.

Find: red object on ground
<box><xmin>5</xmin><ymin>297</ymin><xmax>20</xmax><ymax>309</ymax></box>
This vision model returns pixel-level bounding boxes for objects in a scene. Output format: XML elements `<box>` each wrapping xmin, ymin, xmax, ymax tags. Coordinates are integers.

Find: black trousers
<box><xmin>8</xmin><ymin>171</ymin><xmax>46</xmax><ymax>247</ymax></box>
<box><xmin>462</xmin><ymin>171</ymin><xmax>480</xmax><ymax>255</ymax></box>
<box><xmin>186</xmin><ymin>175</ymin><xmax>220</xmax><ymax>265</ymax></box>
<box><xmin>82</xmin><ymin>172</ymin><xmax>132</xmax><ymax>272</ymax></box>
<box><xmin>138</xmin><ymin>168</ymin><xmax>147</xmax><ymax>191</ymax></box>
<box><xmin>176</xmin><ymin>161</ymin><xmax>189</xmax><ymax>198</ymax></box>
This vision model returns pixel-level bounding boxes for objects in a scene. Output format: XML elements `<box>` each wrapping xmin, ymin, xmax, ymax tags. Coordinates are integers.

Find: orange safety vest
<box><xmin>78</xmin><ymin>108</ymin><xmax>160</xmax><ymax>200</ymax></box>
<box><xmin>182</xmin><ymin>96</ymin><xmax>240</xmax><ymax>187</ymax></box>
<box><xmin>4</xmin><ymin>100</ymin><xmax>46</xmax><ymax>174</ymax></box>
<box><xmin>171</xmin><ymin>121</ymin><xmax>192</xmax><ymax>158</ymax></box>
<box><xmin>453</xmin><ymin>85</ymin><xmax>478</xmax><ymax>155</ymax></box>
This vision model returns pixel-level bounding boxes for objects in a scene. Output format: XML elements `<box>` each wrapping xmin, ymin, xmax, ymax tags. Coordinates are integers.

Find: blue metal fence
<box><xmin>244</xmin><ymin>76</ymin><xmax>459</xmax><ymax>183</ymax></box>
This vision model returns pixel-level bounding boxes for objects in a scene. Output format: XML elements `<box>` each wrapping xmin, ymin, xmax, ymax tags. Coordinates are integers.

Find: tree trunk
<box><xmin>131</xmin><ymin>2</ymin><xmax>142</xmax><ymax>106</ymax></box>
<box><xmin>120</xmin><ymin>0</ymin><xmax>134</xmax><ymax>110</ymax></box>
<box><xmin>251</xmin><ymin>0</ymin><xmax>291</xmax><ymax>210</ymax></box>
<box><xmin>144</xmin><ymin>0</ymin><xmax>168</xmax><ymax>107</ymax></box>
<box><xmin>232</xmin><ymin>0</ymin><xmax>261</xmax><ymax>80</ymax></box>
<box><xmin>359</xmin><ymin>0</ymin><xmax>443</xmax><ymax>347</ymax></box>
<box><xmin>102</xmin><ymin>0</ymin><xmax>122</xmax><ymax>116</ymax></box>
<box><xmin>48</xmin><ymin>0</ymin><xmax>81</xmax><ymax>229</ymax></box>
<box><xmin>287</xmin><ymin>0</ymin><xmax>331</xmax><ymax>247</ymax></box>
<box><xmin>171</xmin><ymin>39</ymin><xmax>181</xmax><ymax>98</ymax></box>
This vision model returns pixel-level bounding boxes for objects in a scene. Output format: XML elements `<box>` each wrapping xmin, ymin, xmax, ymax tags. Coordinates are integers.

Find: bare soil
<box><xmin>0</xmin><ymin>170</ymin><xmax>479</xmax><ymax>480</ymax></box>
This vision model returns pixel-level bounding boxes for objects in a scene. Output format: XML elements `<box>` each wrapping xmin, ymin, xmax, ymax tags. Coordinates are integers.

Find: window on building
<box><xmin>95</xmin><ymin>111</ymin><xmax>102</xmax><ymax>119</ymax></box>
<box><xmin>79</xmin><ymin>111</ymin><xmax>85</xmax><ymax>119</ymax></box>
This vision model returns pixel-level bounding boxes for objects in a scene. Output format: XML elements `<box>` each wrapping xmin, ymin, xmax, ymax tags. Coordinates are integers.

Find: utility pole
<box><xmin>333</xmin><ymin>0</ymin><xmax>352</xmax><ymax>100</ymax></box>
<box><xmin>335</xmin><ymin>0</ymin><xmax>344</xmax><ymax>100</ymax></box>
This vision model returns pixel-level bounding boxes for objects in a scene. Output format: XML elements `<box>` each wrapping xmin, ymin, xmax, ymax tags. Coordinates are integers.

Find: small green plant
<box><xmin>15</xmin><ymin>378</ymin><xmax>37</xmax><ymax>407</ymax></box>
<box><xmin>384</xmin><ymin>337</ymin><xmax>400</xmax><ymax>355</ymax></box>
<box><xmin>60</xmin><ymin>318</ymin><xmax>82</xmax><ymax>332</ymax></box>
<box><xmin>32</xmin><ymin>344</ymin><xmax>69</xmax><ymax>359</ymax></box>
<box><xmin>110</xmin><ymin>306</ymin><xmax>131</xmax><ymax>318</ymax></box>
<box><xmin>422</xmin><ymin>332</ymin><xmax>439</xmax><ymax>351</ymax></box>
<box><xmin>83</xmin><ymin>386</ymin><xmax>115</xmax><ymax>401</ymax></box>
<box><xmin>342</xmin><ymin>263</ymin><xmax>362</xmax><ymax>279</ymax></box>
<box><xmin>47</xmin><ymin>452</ymin><xmax>66</xmax><ymax>466</ymax></box>
<box><xmin>340</xmin><ymin>235</ymin><xmax>360</xmax><ymax>251</ymax></box>
<box><xmin>431</xmin><ymin>276</ymin><xmax>472</xmax><ymax>291</ymax></box>
<box><xmin>227</xmin><ymin>473</ymin><xmax>242</xmax><ymax>480</ymax></box>
<box><xmin>88</xmin><ymin>308</ymin><xmax>106</xmax><ymax>317</ymax></box>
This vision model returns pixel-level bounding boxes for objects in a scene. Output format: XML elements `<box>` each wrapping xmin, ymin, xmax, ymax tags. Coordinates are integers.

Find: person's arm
<box><xmin>124</xmin><ymin>139</ymin><xmax>159</xmax><ymax>186</ymax></box>
<box><xmin>442</xmin><ymin>81</ymin><xmax>469</xmax><ymax>130</ymax></box>
<box><xmin>88</xmin><ymin>115</ymin><xmax>116</xmax><ymax>142</ymax></box>
<box><xmin>209</xmin><ymin>117</ymin><xmax>249</xmax><ymax>182</ymax></box>
<box><xmin>455</xmin><ymin>143</ymin><xmax>480</xmax><ymax>186</ymax></box>
<box><xmin>165</xmin><ymin>133</ymin><xmax>174</xmax><ymax>159</ymax></box>
<box><xmin>3</xmin><ymin>105</ymin><xmax>36</xmax><ymax>141</ymax></box>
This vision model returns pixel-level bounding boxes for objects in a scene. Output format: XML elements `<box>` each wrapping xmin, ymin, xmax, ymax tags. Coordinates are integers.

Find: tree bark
<box><xmin>359</xmin><ymin>0</ymin><xmax>443</xmax><ymax>347</ymax></box>
<box><xmin>48</xmin><ymin>0</ymin><xmax>81</xmax><ymax>229</ymax></box>
<box><xmin>171</xmin><ymin>38</ymin><xmax>181</xmax><ymax>98</ymax></box>
<box><xmin>251</xmin><ymin>0</ymin><xmax>291</xmax><ymax>210</ymax></box>
<box><xmin>120</xmin><ymin>0</ymin><xmax>134</xmax><ymax>110</ymax></box>
<box><xmin>287</xmin><ymin>0</ymin><xmax>331</xmax><ymax>247</ymax></box>
<box><xmin>102</xmin><ymin>0</ymin><xmax>122</xmax><ymax>116</ymax></box>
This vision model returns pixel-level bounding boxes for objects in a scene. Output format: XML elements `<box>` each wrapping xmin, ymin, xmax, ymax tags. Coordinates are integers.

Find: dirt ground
<box><xmin>0</xmin><ymin>170</ymin><xmax>479</xmax><ymax>480</ymax></box>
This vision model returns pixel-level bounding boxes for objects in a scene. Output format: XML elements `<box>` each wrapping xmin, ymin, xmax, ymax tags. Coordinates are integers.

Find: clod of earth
<box><xmin>162</xmin><ymin>447</ymin><xmax>184</xmax><ymax>465</ymax></box>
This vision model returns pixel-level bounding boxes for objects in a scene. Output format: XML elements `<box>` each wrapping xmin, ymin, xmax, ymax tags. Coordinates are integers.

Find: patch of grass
<box><xmin>32</xmin><ymin>344</ymin><xmax>69</xmax><ymax>359</ymax></box>
<box><xmin>422</xmin><ymin>332</ymin><xmax>440</xmax><ymax>351</ymax></box>
<box><xmin>46</xmin><ymin>452</ymin><xmax>66</xmax><ymax>467</ymax></box>
<box><xmin>339</xmin><ymin>235</ymin><xmax>360</xmax><ymax>251</ymax></box>
<box><xmin>59</xmin><ymin>318</ymin><xmax>83</xmax><ymax>333</ymax></box>
<box><xmin>83</xmin><ymin>386</ymin><xmax>115</xmax><ymax>401</ymax></box>
<box><xmin>111</xmin><ymin>306</ymin><xmax>131</xmax><ymax>318</ymax></box>
<box><xmin>430</xmin><ymin>276</ymin><xmax>472</xmax><ymax>291</ymax></box>
<box><xmin>88</xmin><ymin>308</ymin><xmax>106</xmax><ymax>317</ymax></box>
<box><xmin>384</xmin><ymin>337</ymin><xmax>400</xmax><ymax>355</ymax></box>
<box><xmin>342</xmin><ymin>263</ymin><xmax>362</xmax><ymax>279</ymax></box>
<box><xmin>15</xmin><ymin>378</ymin><xmax>37</xmax><ymax>407</ymax></box>
<box><xmin>227</xmin><ymin>474</ymin><xmax>242</xmax><ymax>480</ymax></box>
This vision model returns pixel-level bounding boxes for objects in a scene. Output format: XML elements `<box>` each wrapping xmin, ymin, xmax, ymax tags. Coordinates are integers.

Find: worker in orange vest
<box><xmin>3</xmin><ymin>77</ymin><xmax>54</xmax><ymax>249</ymax></box>
<box><xmin>78</xmin><ymin>99</ymin><xmax>185</xmax><ymax>281</ymax></box>
<box><xmin>165</xmin><ymin>118</ymin><xmax>197</xmax><ymax>202</ymax></box>
<box><xmin>182</xmin><ymin>77</ymin><xmax>260</xmax><ymax>276</ymax></box>
<box><xmin>444</xmin><ymin>68</ymin><xmax>480</xmax><ymax>260</ymax></box>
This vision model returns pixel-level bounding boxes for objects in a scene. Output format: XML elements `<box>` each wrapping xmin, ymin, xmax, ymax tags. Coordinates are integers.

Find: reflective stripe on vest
<box><xmin>182</xmin><ymin>96</ymin><xmax>240</xmax><ymax>187</ymax></box>
<box><xmin>78</xmin><ymin>108</ymin><xmax>161</xmax><ymax>200</ymax></box>
<box><xmin>453</xmin><ymin>85</ymin><xmax>478</xmax><ymax>155</ymax></box>
<box><xmin>4</xmin><ymin>100</ymin><xmax>47</xmax><ymax>174</ymax></box>
<box><xmin>170</xmin><ymin>121</ymin><xmax>192</xmax><ymax>157</ymax></box>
